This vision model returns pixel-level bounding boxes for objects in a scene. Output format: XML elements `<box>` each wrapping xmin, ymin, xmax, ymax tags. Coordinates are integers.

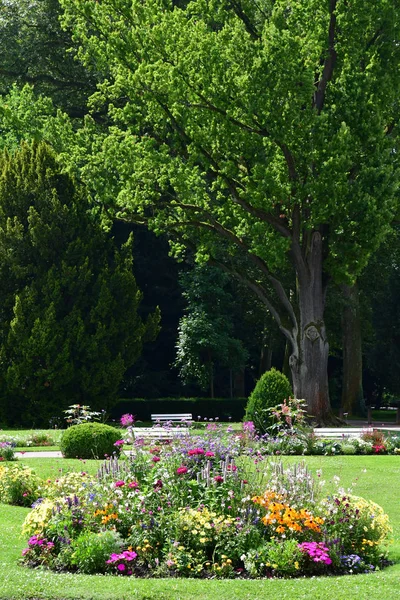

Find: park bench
<box><xmin>151</xmin><ymin>413</ymin><xmax>193</xmax><ymax>425</ymax></box>
<box><xmin>313</xmin><ymin>428</ymin><xmax>364</xmax><ymax>439</ymax></box>
<box><xmin>126</xmin><ymin>413</ymin><xmax>193</xmax><ymax>441</ymax></box>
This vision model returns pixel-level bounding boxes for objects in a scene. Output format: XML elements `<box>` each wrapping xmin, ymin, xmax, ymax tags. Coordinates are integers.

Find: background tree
<box><xmin>0</xmin><ymin>142</ymin><xmax>159</xmax><ymax>426</ymax></box>
<box><xmin>175</xmin><ymin>265</ymin><xmax>248</xmax><ymax>397</ymax></box>
<box><xmin>0</xmin><ymin>0</ymin><xmax>97</xmax><ymax>116</ymax></box>
<box><xmin>58</xmin><ymin>0</ymin><xmax>400</xmax><ymax>422</ymax></box>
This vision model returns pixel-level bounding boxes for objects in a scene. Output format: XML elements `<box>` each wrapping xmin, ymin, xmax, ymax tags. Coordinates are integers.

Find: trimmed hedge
<box><xmin>60</xmin><ymin>423</ymin><xmax>122</xmax><ymax>459</ymax></box>
<box><xmin>111</xmin><ymin>397</ymin><xmax>247</xmax><ymax>422</ymax></box>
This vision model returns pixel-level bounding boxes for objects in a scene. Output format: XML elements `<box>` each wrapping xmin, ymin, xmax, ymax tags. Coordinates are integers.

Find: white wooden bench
<box><xmin>313</xmin><ymin>428</ymin><xmax>365</xmax><ymax>440</ymax></box>
<box><xmin>129</xmin><ymin>426</ymin><xmax>190</xmax><ymax>441</ymax></box>
<box><xmin>151</xmin><ymin>413</ymin><xmax>193</xmax><ymax>425</ymax></box>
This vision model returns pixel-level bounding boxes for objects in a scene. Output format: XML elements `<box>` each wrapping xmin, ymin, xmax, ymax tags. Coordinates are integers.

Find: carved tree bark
<box><xmin>340</xmin><ymin>283</ymin><xmax>364</xmax><ymax>415</ymax></box>
<box><xmin>289</xmin><ymin>231</ymin><xmax>333</xmax><ymax>424</ymax></box>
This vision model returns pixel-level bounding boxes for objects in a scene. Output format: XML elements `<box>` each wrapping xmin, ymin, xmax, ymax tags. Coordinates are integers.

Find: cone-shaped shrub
<box><xmin>245</xmin><ymin>368</ymin><xmax>292</xmax><ymax>434</ymax></box>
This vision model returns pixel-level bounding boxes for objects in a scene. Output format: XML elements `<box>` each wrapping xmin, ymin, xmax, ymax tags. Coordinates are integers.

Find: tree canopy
<box><xmin>56</xmin><ymin>0</ymin><xmax>400</xmax><ymax>421</ymax></box>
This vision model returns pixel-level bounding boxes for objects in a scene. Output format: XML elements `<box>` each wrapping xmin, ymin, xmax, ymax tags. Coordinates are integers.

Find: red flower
<box><xmin>176</xmin><ymin>466</ymin><xmax>188</xmax><ymax>475</ymax></box>
<box><xmin>214</xmin><ymin>475</ymin><xmax>224</xmax><ymax>483</ymax></box>
<box><xmin>188</xmin><ymin>448</ymin><xmax>205</xmax><ymax>456</ymax></box>
<box><xmin>152</xmin><ymin>455</ymin><xmax>161</xmax><ymax>463</ymax></box>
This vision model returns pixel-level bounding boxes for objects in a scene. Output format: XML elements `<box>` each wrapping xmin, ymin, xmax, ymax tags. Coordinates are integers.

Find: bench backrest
<box><xmin>151</xmin><ymin>413</ymin><xmax>192</xmax><ymax>422</ymax></box>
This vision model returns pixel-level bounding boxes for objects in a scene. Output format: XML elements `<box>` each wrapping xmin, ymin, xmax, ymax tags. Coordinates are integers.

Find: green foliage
<box><xmin>55</xmin><ymin>0</ymin><xmax>400</xmax><ymax>420</ymax></box>
<box><xmin>175</xmin><ymin>266</ymin><xmax>248</xmax><ymax>391</ymax></box>
<box><xmin>67</xmin><ymin>530</ymin><xmax>123</xmax><ymax>574</ymax></box>
<box><xmin>0</xmin><ymin>0</ymin><xmax>96</xmax><ymax>115</ymax></box>
<box><xmin>0</xmin><ymin>142</ymin><xmax>159</xmax><ymax>426</ymax></box>
<box><xmin>0</xmin><ymin>463</ymin><xmax>41</xmax><ymax>506</ymax></box>
<box><xmin>245</xmin><ymin>368</ymin><xmax>292</xmax><ymax>434</ymax></box>
<box><xmin>60</xmin><ymin>423</ymin><xmax>122</xmax><ymax>459</ymax></box>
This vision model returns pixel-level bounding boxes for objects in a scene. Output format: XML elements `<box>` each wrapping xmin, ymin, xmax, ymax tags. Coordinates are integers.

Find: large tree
<box><xmin>56</xmin><ymin>0</ymin><xmax>400</xmax><ymax>422</ymax></box>
<box><xmin>0</xmin><ymin>142</ymin><xmax>159</xmax><ymax>426</ymax></box>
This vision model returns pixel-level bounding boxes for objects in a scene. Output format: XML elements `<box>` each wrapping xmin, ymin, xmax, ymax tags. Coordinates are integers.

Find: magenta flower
<box><xmin>128</xmin><ymin>481</ymin><xmax>139</xmax><ymax>489</ymax></box>
<box><xmin>115</xmin><ymin>480</ymin><xmax>125</xmax><ymax>487</ymax></box>
<box><xmin>298</xmin><ymin>542</ymin><xmax>332</xmax><ymax>565</ymax></box>
<box><xmin>214</xmin><ymin>475</ymin><xmax>224</xmax><ymax>483</ymax></box>
<box><xmin>114</xmin><ymin>439</ymin><xmax>125</xmax><ymax>447</ymax></box>
<box><xmin>117</xmin><ymin>563</ymin><xmax>126</xmax><ymax>571</ymax></box>
<box><xmin>176</xmin><ymin>466</ymin><xmax>188</xmax><ymax>475</ymax></box>
<box><xmin>188</xmin><ymin>448</ymin><xmax>205</xmax><ymax>456</ymax></box>
<box><xmin>120</xmin><ymin>413</ymin><xmax>135</xmax><ymax>427</ymax></box>
<box><xmin>205</xmin><ymin>451</ymin><xmax>215</xmax><ymax>457</ymax></box>
<box><xmin>152</xmin><ymin>455</ymin><xmax>161</xmax><ymax>463</ymax></box>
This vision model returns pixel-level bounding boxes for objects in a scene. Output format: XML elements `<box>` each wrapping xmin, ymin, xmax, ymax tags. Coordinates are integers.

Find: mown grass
<box><xmin>0</xmin><ymin>455</ymin><xmax>399</xmax><ymax>599</ymax></box>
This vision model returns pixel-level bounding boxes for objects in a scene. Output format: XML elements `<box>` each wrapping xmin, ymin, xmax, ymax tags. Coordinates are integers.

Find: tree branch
<box><xmin>313</xmin><ymin>0</ymin><xmax>337</xmax><ymax>113</ymax></box>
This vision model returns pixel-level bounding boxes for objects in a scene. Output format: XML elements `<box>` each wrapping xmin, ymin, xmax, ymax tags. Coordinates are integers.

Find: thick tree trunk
<box><xmin>289</xmin><ymin>231</ymin><xmax>336</xmax><ymax>425</ymax></box>
<box><xmin>340</xmin><ymin>283</ymin><xmax>364</xmax><ymax>416</ymax></box>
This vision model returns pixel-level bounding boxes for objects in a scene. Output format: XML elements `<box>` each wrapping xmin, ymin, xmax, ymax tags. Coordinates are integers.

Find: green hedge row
<box><xmin>111</xmin><ymin>397</ymin><xmax>248</xmax><ymax>422</ymax></box>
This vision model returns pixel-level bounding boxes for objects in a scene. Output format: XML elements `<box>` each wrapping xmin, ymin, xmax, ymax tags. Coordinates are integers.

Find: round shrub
<box><xmin>60</xmin><ymin>423</ymin><xmax>122</xmax><ymax>459</ymax></box>
<box><xmin>245</xmin><ymin>368</ymin><xmax>292</xmax><ymax>434</ymax></box>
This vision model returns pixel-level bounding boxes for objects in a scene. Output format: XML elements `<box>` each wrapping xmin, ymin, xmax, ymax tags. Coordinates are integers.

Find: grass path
<box><xmin>0</xmin><ymin>456</ymin><xmax>399</xmax><ymax>599</ymax></box>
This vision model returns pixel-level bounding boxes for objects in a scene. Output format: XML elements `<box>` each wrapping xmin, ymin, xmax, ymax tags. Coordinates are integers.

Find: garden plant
<box><xmin>7</xmin><ymin>423</ymin><xmax>392</xmax><ymax>580</ymax></box>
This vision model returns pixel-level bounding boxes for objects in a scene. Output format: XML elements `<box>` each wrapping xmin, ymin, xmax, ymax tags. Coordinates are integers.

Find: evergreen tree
<box><xmin>0</xmin><ymin>142</ymin><xmax>159</xmax><ymax>426</ymax></box>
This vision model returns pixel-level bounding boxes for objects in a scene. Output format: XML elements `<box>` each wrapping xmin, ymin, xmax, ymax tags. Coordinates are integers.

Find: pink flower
<box><xmin>117</xmin><ymin>563</ymin><xmax>126</xmax><ymax>571</ymax></box>
<box><xmin>120</xmin><ymin>413</ymin><xmax>135</xmax><ymax>427</ymax></box>
<box><xmin>115</xmin><ymin>480</ymin><xmax>125</xmax><ymax>487</ymax></box>
<box><xmin>188</xmin><ymin>448</ymin><xmax>205</xmax><ymax>456</ymax></box>
<box><xmin>152</xmin><ymin>455</ymin><xmax>161</xmax><ymax>463</ymax></box>
<box><xmin>205</xmin><ymin>451</ymin><xmax>215</xmax><ymax>457</ymax></box>
<box><xmin>214</xmin><ymin>475</ymin><xmax>224</xmax><ymax>483</ymax></box>
<box><xmin>114</xmin><ymin>439</ymin><xmax>125</xmax><ymax>447</ymax></box>
<box><xmin>128</xmin><ymin>481</ymin><xmax>139</xmax><ymax>489</ymax></box>
<box><xmin>176</xmin><ymin>466</ymin><xmax>188</xmax><ymax>475</ymax></box>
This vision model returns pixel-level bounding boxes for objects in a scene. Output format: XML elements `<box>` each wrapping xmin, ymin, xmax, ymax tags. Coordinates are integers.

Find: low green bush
<box><xmin>60</xmin><ymin>423</ymin><xmax>122</xmax><ymax>459</ymax></box>
<box><xmin>244</xmin><ymin>368</ymin><xmax>292</xmax><ymax>434</ymax></box>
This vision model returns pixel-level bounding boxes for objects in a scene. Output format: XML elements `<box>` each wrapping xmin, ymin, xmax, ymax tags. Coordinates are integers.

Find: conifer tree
<box><xmin>0</xmin><ymin>142</ymin><xmax>159</xmax><ymax>426</ymax></box>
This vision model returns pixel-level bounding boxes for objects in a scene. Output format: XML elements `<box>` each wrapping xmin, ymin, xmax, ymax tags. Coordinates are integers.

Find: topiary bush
<box><xmin>245</xmin><ymin>368</ymin><xmax>292</xmax><ymax>435</ymax></box>
<box><xmin>60</xmin><ymin>423</ymin><xmax>122</xmax><ymax>459</ymax></box>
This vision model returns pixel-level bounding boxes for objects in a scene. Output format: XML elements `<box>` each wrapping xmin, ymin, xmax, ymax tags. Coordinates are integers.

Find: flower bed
<box><xmin>16</xmin><ymin>429</ymin><xmax>392</xmax><ymax>579</ymax></box>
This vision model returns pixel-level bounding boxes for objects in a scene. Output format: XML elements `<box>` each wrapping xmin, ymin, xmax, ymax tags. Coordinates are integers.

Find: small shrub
<box><xmin>0</xmin><ymin>442</ymin><xmax>16</xmax><ymax>461</ymax></box>
<box><xmin>60</xmin><ymin>423</ymin><xmax>122</xmax><ymax>459</ymax></box>
<box><xmin>0</xmin><ymin>464</ymin><xmax>41</xmax><ymax>506</ymax></box>
<box><xmin>245</xmin><ymin>368</ymin><xmax>292</xmax><ymax>434</ymax></box>
<box><xmin>341</xmin><ymin>443</ymin><xmax>356</xmax><ymax>455</ymax></box>
<box><xmin>68</xmin><ymin>530</ymin><xmax>124</xmax><ymax>574</ymax></box>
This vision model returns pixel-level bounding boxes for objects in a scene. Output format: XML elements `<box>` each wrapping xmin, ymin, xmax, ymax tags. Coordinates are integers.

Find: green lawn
<box><xmin>0</xmin><ymin>455</ymin><xmax>399</xmax><ymax>600</ymax></box>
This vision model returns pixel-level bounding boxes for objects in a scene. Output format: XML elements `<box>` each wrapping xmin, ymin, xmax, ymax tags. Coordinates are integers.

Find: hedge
<box><xmin>111</xmin><ymin>398</ymin><xmax>247</xmax><ymax>422</ymax></box>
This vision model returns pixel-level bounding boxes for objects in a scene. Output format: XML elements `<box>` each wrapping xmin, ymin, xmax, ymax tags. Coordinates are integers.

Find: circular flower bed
<box><xmin>17</xmin><ymin>429</ymin><xmax>392</xmax><ymax>579</ymax></box>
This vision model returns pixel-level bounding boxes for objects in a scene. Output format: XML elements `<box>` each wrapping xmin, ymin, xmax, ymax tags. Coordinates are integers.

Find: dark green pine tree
<box><xmin>0</xmin><ymin>142</ymin><xmax>159</xmax><ymax>426</ymax></box>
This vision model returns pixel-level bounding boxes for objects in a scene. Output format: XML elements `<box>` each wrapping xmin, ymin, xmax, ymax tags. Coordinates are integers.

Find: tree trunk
<box><xmin>289</xmin><ymin>231</ymin><xmax>336</xmax><ymax>425</ymax></box>
<box><xmin>209</xmin><ymin>359</ymin><xmax>214</xmax><ymax>398</ymax></box>
<box><xmin>340</xmin><ymin>283</ymin><xmax>364</xmax><ymax>416</ymax></box>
